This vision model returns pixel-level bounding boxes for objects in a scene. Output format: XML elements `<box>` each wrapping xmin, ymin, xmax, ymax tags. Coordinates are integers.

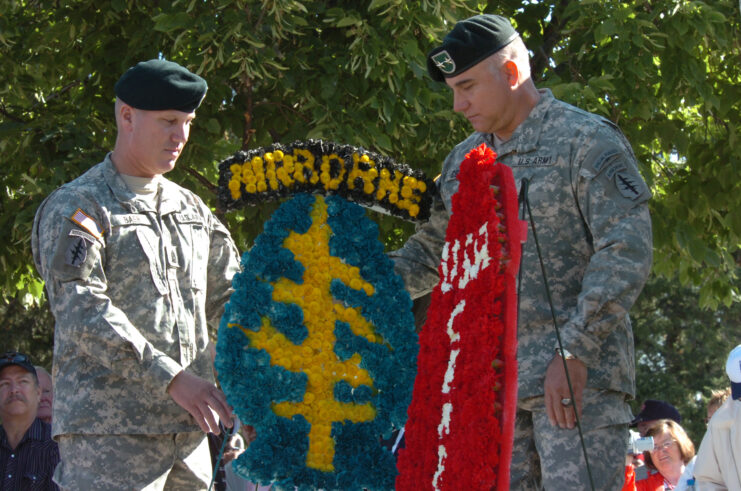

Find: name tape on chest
<box><xmin>512</xmin><ymin>155</ymin><xmax>555</xmax><ymax>167</ymax></box>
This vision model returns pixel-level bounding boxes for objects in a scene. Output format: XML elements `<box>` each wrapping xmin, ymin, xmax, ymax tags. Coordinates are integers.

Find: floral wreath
<box><xmin>215</xmin><ymin>142</ymin><xmax>422</xmax><ymax>490</ymax></box>
<box><xmin>218</xmin><ymin>139</ymin><xmax>434</xmax><ymax>222</ymax></box>
<box><xmin>395</xmin><ymin>144</ymin><xmax>525</xmax><ymax>490</ymax></box>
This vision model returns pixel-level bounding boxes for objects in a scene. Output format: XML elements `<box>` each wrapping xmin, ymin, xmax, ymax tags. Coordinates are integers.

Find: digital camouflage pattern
<box><xmin>53</xmin><ymin>431</ymin><xmax>211</xmax><ymax>490</ymax></box>
<box><xmin>390</xmin><ymin>88</ymin><xmax>652</xmax><ymax>487</ymax></box>
<box><xmin>32</xmin><ymin>155</ymin><xmax>241</xmax><ymax>436</ymax></box>
<box><xmin>391</xmin><ymin>88</ymin><xmax>652</xmax><ymax>399</ymax></box>
<box><xmin>510</xmin><ymin>389</ymin><xmax>631</xmax><ymax>490</ymax></box>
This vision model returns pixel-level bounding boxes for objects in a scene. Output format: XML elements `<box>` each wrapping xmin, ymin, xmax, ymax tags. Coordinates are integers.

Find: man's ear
<box><xmin>503</xmin><ymin>60</ymin><xmax>519</xmax><ymax>87</ymax></box>
<box><xmin>118</xmin><ymin>103</ymin><xmax>135</xmax><ymax>130</ymax></box>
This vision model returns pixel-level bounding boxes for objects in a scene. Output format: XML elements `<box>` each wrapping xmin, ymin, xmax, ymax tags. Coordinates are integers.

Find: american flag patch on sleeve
<box><xmin>70</xmin><ymin>208</ymin><xmax>104</xmax><ymax>239</ymax></box>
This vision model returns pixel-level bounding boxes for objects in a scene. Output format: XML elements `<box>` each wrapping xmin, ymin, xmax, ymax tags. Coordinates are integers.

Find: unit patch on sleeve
<box><xmin>615</xmin><ymin>171</ymin><xmax>643</xmax><ymax>200</ymax></box>
<box><xmin>64</xmin><ymin>229</ymin><xmax>97</xmax><ymax>268</ymax></box>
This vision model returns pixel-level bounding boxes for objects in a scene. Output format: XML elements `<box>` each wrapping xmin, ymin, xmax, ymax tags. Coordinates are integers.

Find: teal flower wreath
<box><xmin>215</xmin><ymin>192</ymin><xmax>418</xmax><ymax>490</ymax></box>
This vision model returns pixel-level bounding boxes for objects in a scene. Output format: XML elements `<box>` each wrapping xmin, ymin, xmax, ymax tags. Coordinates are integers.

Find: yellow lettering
<box><xmin>347</xmin><ymin>153</ymin><xmax>378</xmax><ymax>194</ymax></box>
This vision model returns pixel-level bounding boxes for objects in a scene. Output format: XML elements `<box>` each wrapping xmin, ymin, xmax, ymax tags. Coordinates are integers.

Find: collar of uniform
<box><xmin>485</xmin><ymin>88</ymin><xmax>555</xmax><ymax>157</ymax></box>
<box><xmin>157</xmin><ymin>181</ymin><xmax>185</xmax><ymax>215</ymax></box>
<box><xmin>102</xmin><ymin>154</ymin><xmax>153</xmax><ymax>212</ymax></box>
<box><xmin>103</xmin><ymin>154</ymin><xmax>173</xmax><ymax>214</ymax></box>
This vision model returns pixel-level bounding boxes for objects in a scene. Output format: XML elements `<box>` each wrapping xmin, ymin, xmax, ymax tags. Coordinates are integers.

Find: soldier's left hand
<box><xmin>544</xmin><ymin>356</ymin><xmax>587</xmax><ymax>429</ymax></box>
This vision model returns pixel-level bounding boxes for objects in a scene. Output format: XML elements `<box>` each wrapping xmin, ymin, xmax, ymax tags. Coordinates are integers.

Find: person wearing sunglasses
<box><xmin>0</xmin><ymin>351</ymin><xmax>60</xmax><ymax>490</ymax></box>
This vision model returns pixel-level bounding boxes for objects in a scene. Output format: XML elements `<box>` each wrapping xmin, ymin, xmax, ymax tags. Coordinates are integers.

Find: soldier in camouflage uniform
<box><xmin>32</xmin><ymin>60</ymin><xmax>241</xmax><ymax>490</ymax></box>
<box><xmin>390</xmin><ymin>15</ymin><xmax>652</xmax><ymax>489</ymax></box>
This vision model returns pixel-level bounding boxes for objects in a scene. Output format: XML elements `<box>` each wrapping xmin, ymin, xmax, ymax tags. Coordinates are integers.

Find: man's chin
<box><xmin>157</xmin><ymin>160</ymin><xmax>178</xmax><ymax>175</ymax></box>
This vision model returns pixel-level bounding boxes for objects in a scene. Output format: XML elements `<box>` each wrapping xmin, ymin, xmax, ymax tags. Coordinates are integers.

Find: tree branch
<box><xmin>530</xmin><ymin>0</ymin><xmax>572</xmax><ymax>82</ymax></box>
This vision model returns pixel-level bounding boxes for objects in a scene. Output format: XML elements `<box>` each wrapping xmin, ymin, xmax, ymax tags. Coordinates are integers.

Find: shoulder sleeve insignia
<box><xmin>614</xmin><ymin>171</ymin><xmax>643</xmax><ymax>201</ymax></box>
<box><xmin>65</xmin><ymin>236</ymin><xmax>88</xmax><ymax>268</ymax></box>
<box><xmin>70</xmin><ymin>208</ymin><xmax>104</xmax><ymax>240</ymax></box>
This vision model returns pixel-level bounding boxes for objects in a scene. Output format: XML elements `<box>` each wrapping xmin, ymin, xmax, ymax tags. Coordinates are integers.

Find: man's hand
<box><xmin>544</xmin><ymin>355</ymin><xmax>587</xmax><ymax>429</ymax></box>
<box><xmin>167</xmin><ymin>370</ymin><xmax>233</xmax><ymax>434</ymax></box>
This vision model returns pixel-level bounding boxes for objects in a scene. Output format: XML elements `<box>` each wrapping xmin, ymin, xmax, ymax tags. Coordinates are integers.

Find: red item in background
<box><xmin>395</xmin><ymin>144</ymin><xmax>526</xmax><ymax>490</ymax></box>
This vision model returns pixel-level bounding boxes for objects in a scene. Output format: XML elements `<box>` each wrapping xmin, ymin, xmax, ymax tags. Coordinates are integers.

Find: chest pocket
<box><xmin>110</xmin><ymin>213</ymin><xmax>169</xmax><ymax>295</ymax></box>
<box><xmin>136</xmin><ymin>227</ymin><xmax>170</xmax><ymax>295</ymax></box>
<box><xmin>173</xmin><ymin>212</ymin><xmax>209</xmax><ymax>290</ymax></box>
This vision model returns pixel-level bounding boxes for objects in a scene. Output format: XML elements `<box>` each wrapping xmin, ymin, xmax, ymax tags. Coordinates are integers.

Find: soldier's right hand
<box><xmin>167</xmin><ymin>370</ymin><xmax>233</xmax><ymax>434</ymax></box>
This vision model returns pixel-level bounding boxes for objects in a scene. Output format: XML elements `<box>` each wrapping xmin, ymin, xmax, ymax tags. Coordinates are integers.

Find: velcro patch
<box><xmin>65</xmin><ymin>237</ymin><xmax>88</xmax><ymax>267</ymax></box>
<box><xmin>174</xmin><ymin>213</ymin><xmax>202</xmax><ymax>224</ymax></box>
<box><xmin>614</xmin><ymin>171</ymin><xmax>643</xmax><ymax>200</ymax></box>
<box><xmin>70</xmin><ymin>208</ymin><xmax>104</xmax><ymax>239</ymax></box>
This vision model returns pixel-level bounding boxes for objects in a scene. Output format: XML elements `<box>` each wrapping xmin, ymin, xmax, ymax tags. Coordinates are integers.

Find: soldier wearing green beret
<box><xmin>32</xmin><ymin>59</ymin><xmax>241</xmax><ymax>489</ymax></box>
<box><xmin>391</xmin><ymin>14</ymin><xmax>653</xmax><ymax>489</ymax></box>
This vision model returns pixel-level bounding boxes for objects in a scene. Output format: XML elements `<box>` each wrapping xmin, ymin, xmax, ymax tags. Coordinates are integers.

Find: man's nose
<box><xmin>452</xmin><ymin>93</ymin><xmax>468</xmax><ymax>113</ymax></box>
<box><xmin>172</xmin><ymin>124</ymin><xmax>188</xmax><ymax>143</ymax></box>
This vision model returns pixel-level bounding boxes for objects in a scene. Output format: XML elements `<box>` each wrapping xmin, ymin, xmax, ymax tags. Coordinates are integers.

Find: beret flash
<box><xmin>427</xmin><ymin>14</ymin><xmax>518</xmax><ymax>82</ymax></box>
<box><xmin>114</xmin><ymin>59</ymin><xmax>207</xmax><ymax>112</ymax></box>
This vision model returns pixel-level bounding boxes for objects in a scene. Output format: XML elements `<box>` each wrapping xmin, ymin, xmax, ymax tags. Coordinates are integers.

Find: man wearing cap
<box><xmin>390</xmin><ymin>14</ymin><xmax>652</xmax><ymax>489</ymax></box>
<box><xmin>693</xmin><ymin>344</ymin><xmax>741</xmax><ymax>490</ymax></box>
<box><xmin>32</xmin><ymin>59</ymin><xmax>241</xmax><ymax>489</ymax></box>
<box><xmin>0</xmin><ymin>351</ymin><xmax>60</xmax><ymax>490</ymax></box>
<box><xmin>631</xmin><ymin>399</ymin><xmax>682</xmax><ymax>436</ymax></box>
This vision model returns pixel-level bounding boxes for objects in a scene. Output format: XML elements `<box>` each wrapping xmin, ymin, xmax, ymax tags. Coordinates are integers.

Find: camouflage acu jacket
<box><xmin>390</xmin><ymin>89</ymin><xmax>653</xmax><ymax>398</ymax></box>
<box><xmin>32</xmin><ymin>155</ymin><xmax>240</xmax><ymax>436</ymax></box>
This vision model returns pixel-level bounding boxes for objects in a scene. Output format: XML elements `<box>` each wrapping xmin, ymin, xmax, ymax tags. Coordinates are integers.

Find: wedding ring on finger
<box><xmin>560</xmin><ymin>397</ymin><xmax>572</xmax><ymax>406</ymax></box>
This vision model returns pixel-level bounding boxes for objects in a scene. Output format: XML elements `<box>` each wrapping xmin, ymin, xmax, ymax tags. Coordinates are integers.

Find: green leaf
<box><xmin>152</xmin><ymin>13</ymin><xmax>192</xmax><ymax>33</ymax></box>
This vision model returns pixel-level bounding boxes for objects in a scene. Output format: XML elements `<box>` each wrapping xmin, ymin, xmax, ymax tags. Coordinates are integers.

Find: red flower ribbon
<box><xmin>396</xmin><ymin>144</ymin><xmax>526</xmax><ymax>490</ymax></box>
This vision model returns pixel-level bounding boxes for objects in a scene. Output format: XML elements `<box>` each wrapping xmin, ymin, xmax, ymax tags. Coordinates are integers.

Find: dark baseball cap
<box><xmin>115</xmin><ymin>59</ymin><xmax>208</xmax><ymax>113</ymax></box>
<box><xmin>0</xmin><ymin>351</ymin><xmax>37</xmax><ymax>378</ymax></box>
<box><xmin>630</xmin><ymin>399</ymin><xmax>682</xmax><ymax>426</ymax></box>
<box><xmin>427</xmin><ymin>14</ymin><xmax>518</xmax><ymax>82</ymax></box>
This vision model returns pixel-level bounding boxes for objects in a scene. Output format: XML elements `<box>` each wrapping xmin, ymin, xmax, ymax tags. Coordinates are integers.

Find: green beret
<box><xmin>114</xmin><ymin>59</ymin><xmax>207</xmax><ymax>112</ymax></box>
<box><xmin>427</xmin><ymin>14</ymin><xmax>518</xmax><ymax>82</ymax></box>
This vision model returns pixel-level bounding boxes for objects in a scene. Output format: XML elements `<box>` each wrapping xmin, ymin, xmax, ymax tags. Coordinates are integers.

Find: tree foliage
<box><xmin>1</xmin><ymin>0</ymin><xmax>740</xmax><ymax>441</ymax></box>
<box><xmin>631</xmin><ymin>275</ymin><xmax>741</xmax><ymax>444</ymax></box>
<box><xmin>0</xmin><ymin>0</ymin><xmax>477</xmax><ymax>310</ymax></box>
<box><xmin>2</xmin><ymin>0</ymin><xmax>739</xmax><ymax>310</ymax></box>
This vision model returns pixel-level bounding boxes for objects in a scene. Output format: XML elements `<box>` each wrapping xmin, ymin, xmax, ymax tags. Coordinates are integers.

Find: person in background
<box><xmin>390</xmin><ymin>13</ymin><xmax>653</xmax><ymax>489</ymax></box>
<box><xmin>34</xmin><ymin>366</ymin><xmax>53</xmax><ymax>425</ymax></box>
<box><xmin>631</xmin><ymin>399</ymin><xmax>683</xmax><ymax>437</ymax></box>
<box><xmin>32</xmin><ymin>59</ymin><xmax>241</xmax><ymax>489</ymax></box>
<box><xmin>0</xmin><ymin>351</ymin><xmax>60</xmax><ymax>490</ymax></box>
<box><xmin>632</xmin><ymin>419</ymin><xmax>695</xmax><ymax>490</ymax></box>
<box><xmin>705</xmin><ymin>388</ymin><xmax>730</xmax><ymax>424</ymax></box>
<box><xmin>693</xmin><ymin>344</ymin><xmax>741</xmax><ymax>490</ymax></box>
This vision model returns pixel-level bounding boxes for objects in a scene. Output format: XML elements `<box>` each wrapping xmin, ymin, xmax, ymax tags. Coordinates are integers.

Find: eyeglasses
<box><xmin>0</xmin><ymin>352</ymin><xmax>30</xmax><ymax>364</ymax></box>
<box><xmin>651</xmin><ymin>439</ymin><xmax>677</xmax><ymax>452</ymax></box>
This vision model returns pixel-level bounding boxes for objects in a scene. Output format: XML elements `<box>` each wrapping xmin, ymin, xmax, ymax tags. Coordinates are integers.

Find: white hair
<box><xmin>489</xmin><ymin>36</ymin><xmax>531</xmax><ymax>79</ymax></box>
